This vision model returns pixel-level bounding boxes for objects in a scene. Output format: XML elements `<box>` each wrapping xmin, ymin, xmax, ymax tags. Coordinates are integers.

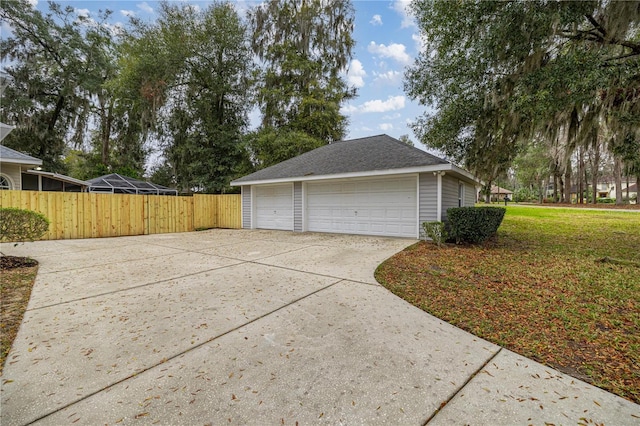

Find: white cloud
<box><xmin>137</xmin><ymin>2</ymin><xmax>154</xmax><ymax>14</ymax></box>
<box><xmin>379</xmin><ymin>123</ymin><xmax>394</xmax><ymax>131</ymax></box>
<box><xmin>383</xmin><ymin>113</ymin><xmax>402</xmax><ymax>120</ymax></box>
<box><xmin>391</xmin><ymin>0</ymin><xmax>415</xmax><ymax>29</ymax></box>
<box><xmin>412</xmin><ymin>32</ymin><xmax>427</xmax><ymax>52</ymax></box>
<box><xmin>342</xmin><ymin>95</ymin><xmax>406</xmax><ymax>114</ymax></box>
<box><xmin>75</xmin><ymin>8</ymin><xmax>90</xmax><ymax>18</ymax></box>
<box><xmin>346</xmin><ymin>59</ymin><xmax>366</xmax><ymax>88</ymax></box>
<box><xmin>120</xmin><ymin>10</ymin><xmax>136</xmax><ymax>18</ymax></box>
<box><xmin>27</xmin><ymin>0</ymin><xmax>37</xmax><ymax>7</ymax></box>
<box><xmin>373</xmin><ymin>70</ymin><xmax>402</xmax><ymax>85</ymax></box>
<box><xmin>367</xmin><ymin>42</ymin><xmax>411</xmax><ymax>65</ymax></box>
<box><xmin>370</xmin><ymin>14</ymin><xmax>383</xmax><ymax>26</ymax></box>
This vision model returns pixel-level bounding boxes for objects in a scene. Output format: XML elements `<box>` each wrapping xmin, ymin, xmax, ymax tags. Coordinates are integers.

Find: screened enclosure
<box><xmin>87</xmin><ymin>173</ymin><xmax>178</xmax><ymax>196</ymax></box>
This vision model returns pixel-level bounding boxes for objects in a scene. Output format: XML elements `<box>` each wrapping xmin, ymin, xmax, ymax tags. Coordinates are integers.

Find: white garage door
<box><xmin>307</xmin><ymin>176</ymin><xmax>417</xmax><ymax>238</ymax></box>
<box><xmin>254</xmin><ymin>184</ymin><xmax>293</xmax><ymax>230</ymax></box>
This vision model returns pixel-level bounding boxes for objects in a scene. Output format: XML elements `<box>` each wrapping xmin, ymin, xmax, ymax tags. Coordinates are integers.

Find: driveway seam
<box><xmin>27</xmin><ymin>260</ymin><xmax>250</xmax><ymax>311</ymax></box>
<box><xmin>28</xmin><ymin>250</ymin><xmax>366</xmax><ymax>311</ymax></box>
<box><xmin>251</xmin><ymin>259</ymin><xmax>381</xmax><ymax>287</ymax></box>
<box><xmin>21</xmin><ymin>278</ymin><xmax>345</xmax><ymax>426</ymax></box>
<box><xmin>422</xmin><ymin>347</ymin><xmax>503</xmax><ymax>425</ymax></box>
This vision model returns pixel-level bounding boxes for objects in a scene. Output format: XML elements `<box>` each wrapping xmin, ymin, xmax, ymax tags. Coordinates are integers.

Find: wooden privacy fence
<box><xmin>0</xmin><ymin>190</ymin><xmax>241</xmax><ymax>240</ymax></box>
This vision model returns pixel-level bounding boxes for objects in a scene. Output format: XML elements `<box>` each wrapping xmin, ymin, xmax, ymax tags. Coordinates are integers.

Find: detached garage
<box><xmin>231</xmin><ymin>134</ymin><xmax>479</xmax><ymax>239</ymax></box>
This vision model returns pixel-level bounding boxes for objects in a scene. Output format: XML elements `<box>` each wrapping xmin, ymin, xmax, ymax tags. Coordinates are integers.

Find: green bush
<box><xmin>447</xmin><ymin>207</ymin><xmax>506</xmax><ymax>244</ymax></box>
<box><xmin>422</xmin><ymin>221</ymin><xmax>447</xmax><ymax>247</ymax></box>
<box><xmin>597</xmin><ymin>198</ymin><xmax>615</xmax><ymax>204</ymax></box>
<box><xmin>0</xmin><ymin>208</ymin><xmax>49</xmax><ymax>244</ymax></box>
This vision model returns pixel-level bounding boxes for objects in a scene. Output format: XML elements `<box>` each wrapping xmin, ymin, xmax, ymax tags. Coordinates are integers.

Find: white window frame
<box><xmin>0</xmin><ymin>174</ymin><xmax>14</xmax><ymax>190</ymax></box>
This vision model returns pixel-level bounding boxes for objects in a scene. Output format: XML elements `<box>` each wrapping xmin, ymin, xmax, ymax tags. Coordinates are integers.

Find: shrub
<box><xmin>0</xmin><ymin>208</ymin><xmax>49</xmax><ymax>245</ymax></box>
<box><xmin>447</xmin><ymin>207</ymin><xmax>506</xmax><ymax>244</ymax></box>
<box><xmin>597</xmin><ymin>198</ymin><xmax>615</xmax><ymax>204</ymax></box>
<box><xmin>422</xmin><ymin>221</ymin><xmax>447</xmax><ymax>247</ymax></box>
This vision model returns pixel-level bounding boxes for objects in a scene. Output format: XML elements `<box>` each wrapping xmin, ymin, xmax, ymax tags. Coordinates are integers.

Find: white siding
<box><xmin>242</xmin><ymin>186</ymin><xmax>251</xmax><ymax>229</ymax></box>
<box><xmin>441</xmin><ymin>175</ymin><xmax>459</xmax><ymax>222</ymax></box>
<box><xmin>465</xmin><ymin>182</ymin><xmax>477</xmax><ymax>206</ymax></box>
<box><xmin>0</xmin><ymin>164</ymin><xmax>22</xmax><ymax>190</ymax></box>
<box><xmin>418</xmin><ymin>173</ymin><xmax>438</xmax><ymax>224</ymax></box>
<box><xmin>293</xmin><ymin>182</ymin><xmax>303</xmax><ymax>232</ymax></box>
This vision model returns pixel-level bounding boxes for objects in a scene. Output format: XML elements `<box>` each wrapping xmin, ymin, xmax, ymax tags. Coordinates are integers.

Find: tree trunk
<box><xmin>637</xmin><ymin>176</ymin><xmax>640</xmax><ymax>204</ymax></box>
<box><xmin>614</xmin><ymin>156</ymin><xmax>623</xmax><ymax>205</ymax></box>
<box><xmin>578</xmin><ymin>147</ymin><xmax>585</xmax><ymax>204</ymax></box>
<box><xmin>626</xmin><ymin>175</ymin><xmax>630</xmax><ymax>201</ymax></box>
<box><xmin>564</xmin><ymin>161</ymin><xmax>572</xmax><ymax>203</ymax></box>
<box><xmin>591</xmin><ymin>141</ymin><xmax>600</xmax><ymax>204</ymax></box>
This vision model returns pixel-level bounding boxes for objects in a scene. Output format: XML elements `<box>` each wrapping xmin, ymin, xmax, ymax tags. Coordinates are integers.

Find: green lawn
<box><xmin>375</xmin><ymin>205</ymin><xmax>640</xmax><ymax>403</ymax></box>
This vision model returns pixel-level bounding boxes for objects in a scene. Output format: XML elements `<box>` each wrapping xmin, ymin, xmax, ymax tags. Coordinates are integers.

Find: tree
<box><xmin>1</xmin><ymin>1</ymin><xmax>120</xmax><ymax>174</ymax></box>
<box><xmin>398</xmin><ymin>134</ymin><xmax>415</xmax><ymax>147</ymax></box>
<box><xmin>249</xmin><ymin>0</ymin><xmax>356</xmax><ymax>147</ymax></box>
<box><xmin>405</xmin><ymin>0</ymin><xmax>640</xmax><ymax>185</ymax></box>
<box><xmin>117</xmin><ymin>2</ymin><xmax>254</xmax><ymax>193</ymax></box>
<box><xmin>246</xmin><ymin>128</ymin><xmax>325</xmax><ymax>169</ymax></box>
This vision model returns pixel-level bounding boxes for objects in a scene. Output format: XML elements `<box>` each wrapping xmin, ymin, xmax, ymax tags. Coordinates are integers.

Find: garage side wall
<box><xmin>441</xmin><ymin>175</ymin><xmax>460</xmax><ymax>222</ymax></box>
<box><xmin>242</xmin><ymin>185</ymin><xmax>251</xmax><ymax>229</ymax></box>
<box><xmin>465</xmin><ymin>182</ymin><xmax>477</xmax><ymax>206</ymax></box>
<box><xmin>293</xmin><ymin>182</ymin><xmax>303</xmax><ymax>232</ymax></box>
<box><xmin>418</xmin><ymin>173</ymin><xmax>438</xmax><ymax>224</ymax></box>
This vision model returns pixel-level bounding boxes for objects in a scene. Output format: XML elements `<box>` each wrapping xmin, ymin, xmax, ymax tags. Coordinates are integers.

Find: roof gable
<box><xmin>233</xmin><ymin>134</ymin><xmax>449</xmax><ymax>184</ymax></box>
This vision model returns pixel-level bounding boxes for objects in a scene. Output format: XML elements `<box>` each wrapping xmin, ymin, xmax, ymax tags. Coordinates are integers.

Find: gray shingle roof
<box><xmin>233</xmin><ymin>134</ymin><xmax>449</xmax><ymax>184</ymax></box>
<box><xmin>0</xmin><ymin>144</ymin><xmax>42</xmax><ymax>165</ymax></box>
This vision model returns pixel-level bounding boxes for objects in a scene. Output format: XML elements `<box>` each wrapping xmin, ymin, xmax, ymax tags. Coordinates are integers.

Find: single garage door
<box><xmin>307</xmin><ymin>176</ymin><xmax>417</xmax><ymax>238</ymax></box>
<box><xmin>254</xmin><ymin>184</ymin><xmax>294</xmax><ymax>230</ymax></box>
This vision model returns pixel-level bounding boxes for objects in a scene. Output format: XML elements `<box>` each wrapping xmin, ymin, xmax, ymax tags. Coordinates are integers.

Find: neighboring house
<box><xmin>482</xmin><ymin>185</ymin><xmax>513</xmax><ymax>202</ymax></box>
<box><xmin>1</xmin><ymin>144</ymin><xmax>89</xmax><ymax>192</ymax></box>
<box><xmin>231</xmin><ymin>134</ymin><xmax>480</xmax><ymax>239</ymax></box>
<box><xmin>0</xmin><ymin>143</ymin><xmax>42</xmax><ymax>190</ymax></box>
<box><xmin>87</xmin><ymin>173</ymin><xmax>178</xmax><ymax>195</ymax></box>
<box><xmin>568</xmin><ymin>177</ymin><xmax>638</xmax><ymax>201</ymax></box>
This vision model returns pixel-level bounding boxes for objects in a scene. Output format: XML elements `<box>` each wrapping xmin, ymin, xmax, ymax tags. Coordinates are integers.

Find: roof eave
<box><xmin>231</xmin><ymin>163</ymin><xmax>479</xmax><ymax>186</ymax></box>
<box><xmin>1</xmin><ymin>158</ymin><xmax>43</xmax><ymax>166</ymax></box>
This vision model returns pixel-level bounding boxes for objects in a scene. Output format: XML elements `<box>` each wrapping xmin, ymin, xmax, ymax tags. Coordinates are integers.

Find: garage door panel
<box><xmin>306</xmin><ymin>177</ymin><xmax>417</xmax><ymax>238</ymax></box>
<box><xmin>255</xmin><ymin>185</ymin><xmax>293</xmax><ymax>231</ymax></box>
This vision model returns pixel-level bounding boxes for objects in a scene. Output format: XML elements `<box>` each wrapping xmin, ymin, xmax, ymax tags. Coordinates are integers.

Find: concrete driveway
<box><xmin>1</xmin><ymin>230</ymin><xmax>638</xmax><ymax>425</ymax></box>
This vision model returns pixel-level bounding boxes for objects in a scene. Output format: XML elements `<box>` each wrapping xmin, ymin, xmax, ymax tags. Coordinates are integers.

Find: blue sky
<box><xmin>9</xmin><ymin>0</ymin><xmax>430</xmax><ymax>144</ymax></box>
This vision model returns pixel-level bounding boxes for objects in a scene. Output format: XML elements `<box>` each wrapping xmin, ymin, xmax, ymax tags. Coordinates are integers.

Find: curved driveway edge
<box><xmin>1</xmin><ymin>230</ymin><xmax>638</xmax><ymax>425</ymax></box>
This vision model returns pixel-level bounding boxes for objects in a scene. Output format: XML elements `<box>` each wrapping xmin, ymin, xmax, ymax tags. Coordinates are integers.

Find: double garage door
<box><xmin>254</xmin><ymin>176</ymin><xmax>417</xmax><ymax>238</ymax></box>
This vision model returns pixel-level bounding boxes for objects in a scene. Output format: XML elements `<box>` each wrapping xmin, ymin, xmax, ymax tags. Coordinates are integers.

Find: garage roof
<box><xmin>233</xmin><ymin>134</ymin><xmax>453</xmax><ymax>185</ymax></box>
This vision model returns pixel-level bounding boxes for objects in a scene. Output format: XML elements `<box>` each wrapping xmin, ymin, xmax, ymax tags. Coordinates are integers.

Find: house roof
<box><xmin>232</xmin><ymin>134</ymin><xmax>472</xmax><ymax>185</ymax></box>
<box><xmin>0</xmin><ymin>144</ymin><xmax>42</xmax><ymax>166</ymax></box>
<box><xmin>490</xmin><ymin>185</ymin><xmax>513</xmax><ymax>195</ymax></box>
<box><xmin>87</xmin><ymin>173</ymin><xmax>178</xmax><ymax>195</ymax></box>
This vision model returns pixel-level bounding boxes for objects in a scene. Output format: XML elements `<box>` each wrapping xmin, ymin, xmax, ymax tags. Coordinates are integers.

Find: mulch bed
<box><xmin>1</xmin><ymin>255</ymin><xmax>38</xmax><ymax>270</ymax></box>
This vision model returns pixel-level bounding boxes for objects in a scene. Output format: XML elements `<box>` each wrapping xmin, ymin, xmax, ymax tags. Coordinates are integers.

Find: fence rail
<box><xmin>0</xmin><ymin>190</ymin><xmax>241</xmax><ymax>240</ymax></box>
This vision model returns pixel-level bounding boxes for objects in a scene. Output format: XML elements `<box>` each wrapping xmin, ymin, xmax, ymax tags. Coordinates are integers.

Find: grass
<box><xmin>375</xmin><ymin>205</ymin><xmax>640</xmax><ymax>404</ymax></box>
<box><xmin>0</xmin><ymin>263</ymin><xmax>38</xmax><ymax>375</ymax></box>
